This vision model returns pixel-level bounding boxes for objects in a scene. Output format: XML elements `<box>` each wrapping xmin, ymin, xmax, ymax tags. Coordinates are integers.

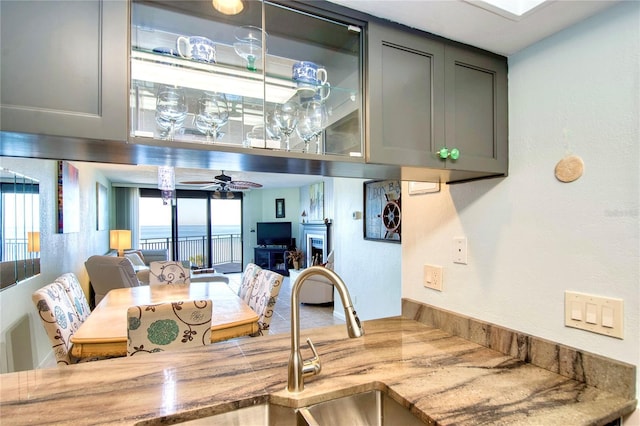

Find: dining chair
<box><xmin>127</xmin><ymin>300</ymin><xmax>213</xmax><ymax>356</ymax></box>
<box><xmin>238</xmin><ymin>263</ymin><xmax>261</xmax><ymax>303</ymax></box>
<box><xmin>148</xmin><ymin>261</ymin><xmax>191</xmax><ymax>285</ymax></box>
<box><xmin>54</xmin><ymin>272</ymin><xmax>92</xmax><ymax>322</ymax></box>
<box><xmin>32</xmin><ymin>282</ymin><xmax>85</xmax><ymax>365</ymax></box>
<box><xmin>246</xmin><ymin>269</ymin><xmax>284</xmax><ymax>336</ymax></box>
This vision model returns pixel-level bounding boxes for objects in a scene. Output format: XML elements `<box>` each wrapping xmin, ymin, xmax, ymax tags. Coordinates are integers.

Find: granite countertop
<box><xmin>0</xmin><ymin>317</ymin><xmax>636</xmax><ymax>425</ymax></box>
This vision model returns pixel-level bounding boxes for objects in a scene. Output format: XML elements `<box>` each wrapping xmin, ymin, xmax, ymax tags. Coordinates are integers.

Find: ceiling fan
<box><xmin>180</xmin><ymin>171</ymin><xmax>263</xmax><ymax>192</ymax></box>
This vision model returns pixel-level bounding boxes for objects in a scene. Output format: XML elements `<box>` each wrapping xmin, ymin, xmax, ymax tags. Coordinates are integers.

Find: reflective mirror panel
<box><xmin>0</xmin><ymin>168</ymin><xmax>40</xmax><ymax>290</ymax></box>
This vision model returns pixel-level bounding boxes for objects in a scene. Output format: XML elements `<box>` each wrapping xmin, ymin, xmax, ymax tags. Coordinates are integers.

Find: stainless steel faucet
<box><xmin>288</xmin><ymin>266</ymin><xmax>364</xmax><ymax>392</ymax></box>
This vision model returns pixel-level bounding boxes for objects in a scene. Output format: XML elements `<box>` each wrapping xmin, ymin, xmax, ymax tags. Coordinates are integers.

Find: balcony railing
<box><xmin>140</xmin><ymin>234</ymin><xmax>241</xmax><ymax>268</ymax></box>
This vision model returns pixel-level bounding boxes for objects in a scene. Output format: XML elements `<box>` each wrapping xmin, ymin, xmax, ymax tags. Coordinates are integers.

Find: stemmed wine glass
<box><xmin>233</xmin><ymin>25</ymin><xmax>266</xmax><ymax>71</ymax></box>
<box><xmin>296</xmin><ymin>98</ymin><xmax>328</xmax><ymax>154</ymax></box>
<box><xmin>195</xmin><ymin>92</ymin><xmax>229</xmax><ymax>142</ymax></box>
<box><xmin>155</xmin><ymin>85</ymin><xmax>188</xmax><ymax>141</ymax></box>
<box><xmin>265</xmin><ymin>111</ymin><xmax>282</xmax><ymax>143</ymax></box>
<box><xmin>273</xmin><ymin>99</ymin><xmax>300</xmax><ymax>151</ymax></box>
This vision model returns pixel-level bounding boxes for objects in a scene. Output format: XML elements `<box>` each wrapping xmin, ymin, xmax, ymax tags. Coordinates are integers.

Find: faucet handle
<box><xmin>302</xmin><ymin>338</ymin><xmax>322</xmax><ymax>377</ymax></box>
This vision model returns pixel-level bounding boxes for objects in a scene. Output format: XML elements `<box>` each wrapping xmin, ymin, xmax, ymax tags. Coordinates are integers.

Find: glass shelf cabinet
<box><xmin>130</xmin><ymin>0</ymin><xmax>363</xmax><ymax>159</ymax></box>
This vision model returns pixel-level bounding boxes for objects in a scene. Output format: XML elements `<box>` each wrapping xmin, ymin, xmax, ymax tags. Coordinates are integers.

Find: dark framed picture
<box><xmin>275</xmin><ymin>198</ymin><xmax>285</xmax><ymax>218</ymax></box>
<box><xmin>363</xmin><ymin>180</ymin><xmax>401</xmax><ymax>243</ymax></box>
<box><xmin>57</xmin><ymin>160</ymin><xmax>80</xmax><ymax>234</ymax></box>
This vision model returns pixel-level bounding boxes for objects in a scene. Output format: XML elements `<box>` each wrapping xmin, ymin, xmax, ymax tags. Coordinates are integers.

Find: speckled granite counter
<box><xmin>1</xmin><ymin>301</ymin><xmax>636</xmax><ymax>425</ymax></box>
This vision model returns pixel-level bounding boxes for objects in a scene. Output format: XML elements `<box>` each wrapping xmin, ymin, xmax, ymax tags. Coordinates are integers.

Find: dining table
<box><xmin>70</xmin><ymin>281</ymin><xmax>259</xmax><ymax>359</ymax></box>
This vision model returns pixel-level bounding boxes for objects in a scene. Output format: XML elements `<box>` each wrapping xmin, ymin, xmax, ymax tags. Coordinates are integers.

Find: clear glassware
<box><xmin>233</xmin><ymin>25</ymin><xmax>266</xmax><ymax>71</ymax></box>
<box><xmin>195</xmin><ymin>92</ymin><xmax>229</xmax><ymax>142</ymax></box>
<box><xmin>273</xmin><ymin>99</ymin><xmax>300</xmax><ymax>151</ymax></box>
<box><xmin>155</xmin><ymin>85</ymin><xmax>188</xmax><ymax>141</ymax></box>
<box><xmin>265</xmin><ymin>111</ymin><xmax>282</xmax><ymax>142</ymax></box>
<box><xmin>296</xmin><ymin>98</ymin><xmax>328</xmax><ymax>153</ymax></box>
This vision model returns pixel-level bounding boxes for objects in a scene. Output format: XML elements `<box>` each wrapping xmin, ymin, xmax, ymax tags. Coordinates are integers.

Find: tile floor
<box><xmin>225</xmin><ymin>273</ymin><xmax>344</xmax><ymax>335</ymax></box>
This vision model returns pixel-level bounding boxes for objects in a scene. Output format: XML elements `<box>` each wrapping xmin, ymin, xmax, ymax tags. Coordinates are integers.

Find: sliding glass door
<box><xmin>138</xmin><ymin>189</ymin><xmax>242</xmax><ymax>272</ymax></box>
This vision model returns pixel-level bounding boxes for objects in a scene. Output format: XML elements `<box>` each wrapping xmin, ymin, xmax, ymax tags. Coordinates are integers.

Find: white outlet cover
<box><xmin>453</xmin><ymin>237</ymin><xmax>468</xmax><ymax>264</ymax></box>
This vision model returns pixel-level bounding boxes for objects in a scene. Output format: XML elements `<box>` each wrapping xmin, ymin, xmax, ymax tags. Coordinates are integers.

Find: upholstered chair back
<box><xmin>148</xmin><ymin>261</ymin><xmax>191</xmax><ymax>285</ymax></box>
<box><xmin>127</xmin><ymin>300</ymin><xmax>212</xmax><ymax>356</ymax></box>
<box><xmin>85</xmin><ymin>255</ymin><xmax>141</xmax><ymax>306</ymax></box>
<box><xmin>32</xmin><ymin>282</ymin><xmax>84</xmax><ymax>365</ymax></box>
<box><xmin>54</xmin><ymin>272</ymin><xmax>91</xmax><ymax>322</ymax></box>
<box><xmin>238</xmin><ymin>263</ymin><xmax>261</xmax><ymax>303</ymax></box>
<box><xmin>246</xmin><ymin>269</ymin><xmax>283</xmax><ymax>336</ymax></box>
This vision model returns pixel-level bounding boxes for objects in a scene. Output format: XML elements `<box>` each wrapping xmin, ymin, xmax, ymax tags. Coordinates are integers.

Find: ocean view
<box><xmin>141</xmin><ymin>225</ymin><xmax>241</xmax><ymax>240</ymax></box>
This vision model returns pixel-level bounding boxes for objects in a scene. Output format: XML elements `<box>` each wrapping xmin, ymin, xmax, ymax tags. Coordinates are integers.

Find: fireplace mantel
<box><xmin>301</xmin><ymin>222</ymin><xmax>331</xmax><ymax>268</ymax></box>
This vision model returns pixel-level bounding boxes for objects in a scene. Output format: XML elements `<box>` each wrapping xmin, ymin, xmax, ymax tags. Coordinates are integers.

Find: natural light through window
<box><xmin>466</xmin><ymin>0</ymin><xmax>548</xmax><ymax>19</ymax></box>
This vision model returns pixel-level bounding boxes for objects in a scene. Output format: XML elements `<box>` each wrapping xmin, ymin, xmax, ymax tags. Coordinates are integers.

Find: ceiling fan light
<box><xmin>212</xmin><ymin>0</ymin><xmax>244</xmax><ymax>15</ymax></box>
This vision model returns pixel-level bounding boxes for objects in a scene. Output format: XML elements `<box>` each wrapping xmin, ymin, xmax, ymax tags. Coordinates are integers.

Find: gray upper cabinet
<box><xmin>367</xmin><ymin>20</ymin><xmax>508</xmax><ymax>182</ymax></box>
<box><xmin>367</xmin><ymin>21</ymin><xmax>445</xmax><ymax>168</ymax></box>
<box><xmin>444</xmin><ymin>45</ymin><xmax>508</xmax><ymax>174</ymax></box>
<box><xmin>0</xmin><ymin>0</ymin><xmax>128</xmax><ymax>142</ymax></box>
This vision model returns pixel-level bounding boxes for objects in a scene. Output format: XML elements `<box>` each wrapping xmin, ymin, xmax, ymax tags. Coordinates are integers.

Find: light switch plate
<box><xmin>565</xmin><ymin>291</ymin><xmax>623</xmax><ymax>339</ymax></box>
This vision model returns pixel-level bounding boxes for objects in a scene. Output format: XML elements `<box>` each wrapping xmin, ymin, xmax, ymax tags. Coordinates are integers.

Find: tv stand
<box><xmin>254</xmin><ymin>247</ymin><xmax>290</xmax><ymax>276</ymax></box>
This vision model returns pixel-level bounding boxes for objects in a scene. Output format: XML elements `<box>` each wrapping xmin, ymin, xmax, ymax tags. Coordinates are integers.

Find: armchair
<box><xmin>85</xmin><ymin>255</ymin><xmax>141</xmax><ymax>306</ymax></box>
<box><xmin>299</xmin><ymin>251</ymin><xmax>334</xmax><ymax>304</ymax></box>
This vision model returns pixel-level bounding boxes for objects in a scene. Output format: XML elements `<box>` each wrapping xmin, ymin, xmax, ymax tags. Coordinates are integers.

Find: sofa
<box><xmin>299</xmin><ymin>251</ymin><xmax>334</xmax><ymax>304</ymax></box>
<box><xmin>123</xmin><ymin>249</ymin><xmax>169</xmax><ymax>265</ymax></box>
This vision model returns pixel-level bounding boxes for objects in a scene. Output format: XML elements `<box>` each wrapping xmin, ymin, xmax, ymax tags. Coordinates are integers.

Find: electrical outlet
<box><xmin>424</xmin><ymin>264</ymin><xmax>443</xmax><ymax>291</ymax></box>
<box><xmin>453</xmin><ymin>237</ymin><xmax>468</xmax><ymax>264</ymax></box>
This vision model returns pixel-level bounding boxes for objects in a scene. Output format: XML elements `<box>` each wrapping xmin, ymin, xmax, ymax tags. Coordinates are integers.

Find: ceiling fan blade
<box><xmin>180</xmin><ymin>180</ymin><xmax>216</xmax><ymax>185</ymax></box>
<box><xmin>230</xmin><ymin>180</ymin><xmax>262</xmax><ymax>188</ymax></box>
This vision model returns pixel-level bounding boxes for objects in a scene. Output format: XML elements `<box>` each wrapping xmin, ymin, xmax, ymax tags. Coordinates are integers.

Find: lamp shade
<box><xmin>110</xmin><ymin>230</ymin><xmax>131</xmax><ymax>255</ymax></box>
<box><xmin>27</xmin><ymin>231</ymin><xmax>40</xmax><ymax>253</ymax></box>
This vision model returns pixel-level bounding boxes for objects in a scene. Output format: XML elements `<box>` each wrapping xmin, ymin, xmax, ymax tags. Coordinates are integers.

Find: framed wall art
<box><xmin>363</xmin><ymin>180</ymin><xmax>401</xmax><ymax>243</ymax></box>
<box><xmin>275</xmin><ymin>198</ymin><xmax>285</xmax><ymax>218</ymax></box>
<box><xmin>57</xmin><ymin>161</ymin><xmax>80</xmax><ymax>234</ymax></box>
<box><xmin>96</xmin><ymin>182</ymin><xmax>108</xmax><ymax>230</ymax></box>
<box><xmin>308</xmin><ymin>182</ymin><xmax>324</xmax><ymax>222</ymax></box>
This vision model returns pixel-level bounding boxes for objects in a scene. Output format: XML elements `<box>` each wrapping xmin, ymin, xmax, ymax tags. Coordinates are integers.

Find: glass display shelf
<box><xmin>129</xmin><ymin>1</ymin><xmax>363</xmax><ymax>158</ymax></box>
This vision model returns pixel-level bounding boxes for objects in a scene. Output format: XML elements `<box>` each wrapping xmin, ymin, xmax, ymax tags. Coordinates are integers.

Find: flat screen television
<box><xmin>256</xmin><ymin>221</ymin><xmax>292</xmax><ymax>247</ymax></box>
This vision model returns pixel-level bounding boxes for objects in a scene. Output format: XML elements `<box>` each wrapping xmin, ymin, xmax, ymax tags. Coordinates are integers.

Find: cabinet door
<box><xmin>444</xmin><ymin>45</ymin><xmax>508</xmax><ymax>174</ymax></box>
<box><xmin>0</xmin><ymin>0</ymin><xmax>128</xmax><ymax>141</ymax></box>
<box><xmin>367</xmin><ymin>21</ymin><xmax>444</xmax><ymax>168</ymax></box>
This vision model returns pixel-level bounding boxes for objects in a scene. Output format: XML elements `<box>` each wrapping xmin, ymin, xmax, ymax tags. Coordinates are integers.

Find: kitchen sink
<box><xmin>179</xmin><ymin>390</ymin><xmax>426</xmax><ymax>425</ymax></box>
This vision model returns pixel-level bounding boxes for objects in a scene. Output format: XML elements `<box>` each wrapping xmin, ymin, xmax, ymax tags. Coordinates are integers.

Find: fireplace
<box><xmin>301</xmin><ymin>222</ymin><xmax>331</xmax><ymax>268</ymax></box>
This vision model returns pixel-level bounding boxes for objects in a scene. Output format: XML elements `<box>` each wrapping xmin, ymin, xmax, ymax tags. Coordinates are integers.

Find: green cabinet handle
<box><xmin>438</xmin><ymin>148</ymin><xmax>460</xmax><ymax>160</ymax></box>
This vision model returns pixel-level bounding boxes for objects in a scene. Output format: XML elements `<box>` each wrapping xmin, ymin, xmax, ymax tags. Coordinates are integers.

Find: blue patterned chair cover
<box><xmin>32</xmin><ymin>282</ymin><xmax>85</xmax><ymax>365</ymax></box>
<box><xmin>127</xmin><ymin>300</ymin><xmax>212</xmax><ymax>356</ymax></box>
<box><xmin>54</xmin><ymin>272</ymin><xmax>91</xmax><ymax>322</ymax></box>
<box><xmin>148</xmin><ymin>261</ymin><xmax>191</xmax><ymax>285</ymax></box>
<box><xmin>246</xmin><ymin>269</ymin><xmax>283</xmax><ymax>336</ymax></box>
<box><xmin>238</xmin><ymin>263</ymin><xmax>261</xmax><ymax>303</ymax></box>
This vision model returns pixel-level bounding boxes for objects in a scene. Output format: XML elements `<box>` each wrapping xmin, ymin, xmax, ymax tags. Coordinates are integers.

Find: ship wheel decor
<box><xmin>180</xmin><ymin>171</ymin><xmax>262</xmax><ymax>198</ymax></box>
<box><xmin>363</xmin><ymin>180</ymin><xmax>401</xmax><ymax>243</ymax></box>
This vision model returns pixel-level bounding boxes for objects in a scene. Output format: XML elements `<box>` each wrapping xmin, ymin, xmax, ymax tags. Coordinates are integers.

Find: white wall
<box><xmin>332</xmin><ymin>177</ymin><xmax>402</xmax><ymax>320</ymax></box>
<box><xmin>0</xmin><ymin>158</ymin><xmax>111</xmax><ymax>373</ymax></box>
<box><xmin>402</xmin><ymin>0</ymin><xmax>639</xmax><ymax>417</ymax></box>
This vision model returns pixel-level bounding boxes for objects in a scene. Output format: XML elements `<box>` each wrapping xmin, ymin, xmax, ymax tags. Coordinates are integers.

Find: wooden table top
<box><xmin>71</xmin><ymin>282</ymin><xmax>259</xmax><ymax>356</ymax></box>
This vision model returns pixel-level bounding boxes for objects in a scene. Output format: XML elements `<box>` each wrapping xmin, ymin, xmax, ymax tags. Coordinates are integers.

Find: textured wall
<box><xmin>402</xmin><ymin>1</ymin><xmax>639</xmax><ymax>416</ymax></box>
<box><xmin>0</xmin><ymin>158</ymin><xmax>110</xmax><ymax>372</ymax></box>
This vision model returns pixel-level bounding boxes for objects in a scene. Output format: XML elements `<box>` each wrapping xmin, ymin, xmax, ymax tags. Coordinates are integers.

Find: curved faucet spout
<box><xmin>288</xmin><ymin>266</ymin><xmax>364</xmax><ymax>392</ymax></box>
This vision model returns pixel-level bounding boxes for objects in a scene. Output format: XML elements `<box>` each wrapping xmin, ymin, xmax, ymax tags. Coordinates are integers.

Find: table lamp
<box><xmin>27</xmin><ymin>231</ymin><xmax>40</xmax><ymax>253</ymax></box>
<box><xmin>110</xmin><ymin>230</ymin><xmax>131</xmax><ymax>256</ymax></box>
